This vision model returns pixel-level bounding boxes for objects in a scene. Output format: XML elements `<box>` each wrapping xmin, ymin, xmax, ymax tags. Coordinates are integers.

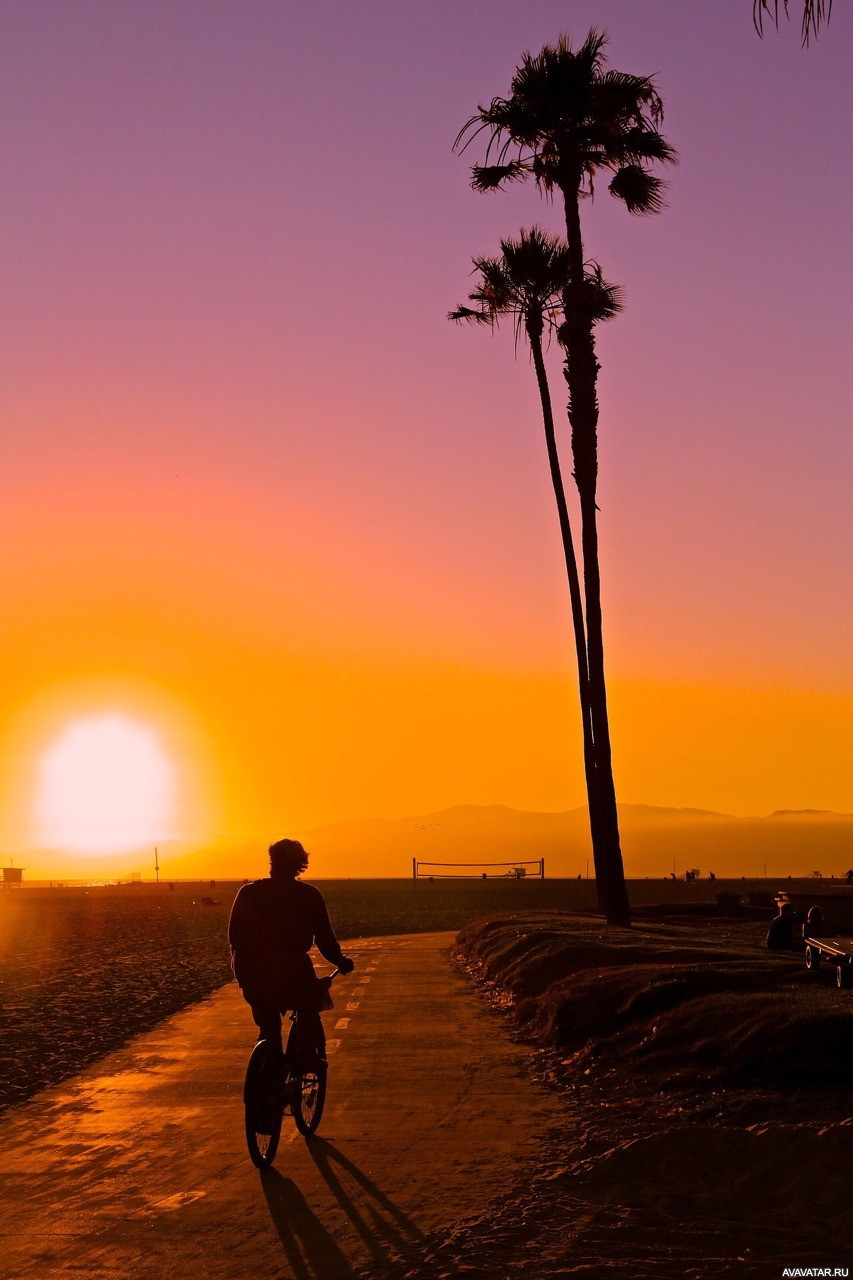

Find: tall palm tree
<box><xmin>753</xmin><ymin>0</ymin><xmax>831</xmax><ymax>44</ymax></box>
<box><xmin>456</xmin><ymin>31</ymin><xmax>676</xmax><ymax>925</ymax></box>
<box><xmin>449</xmin><ymin>228</ymin><xmax>622</xmax><ymax>892</ymax></box>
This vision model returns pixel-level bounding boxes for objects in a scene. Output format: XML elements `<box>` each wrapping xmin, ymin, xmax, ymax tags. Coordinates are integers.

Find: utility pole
<box><xmin>154</xmin><ymin>846</ymin><xmax>159</xmax><ymax>885</ymax></box>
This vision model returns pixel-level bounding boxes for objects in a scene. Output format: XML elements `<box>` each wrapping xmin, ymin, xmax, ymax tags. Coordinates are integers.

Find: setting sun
<box><xmin>35</xmin><ymin>713</ymin><xmax>175</xmax><ymax>853</ymax></box>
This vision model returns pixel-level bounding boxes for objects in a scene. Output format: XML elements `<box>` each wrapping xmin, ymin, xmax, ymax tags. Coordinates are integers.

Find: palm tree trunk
<box><xmin>528</xmin><ymin>326</ymin><xmax>605</xmax><ymax>896</ymax></box>
<box><xmin>561</xmin><ymin>188</ymin><xmax>631</xmax><ymax>927</ymax></box>
<box><xmin>578</xmin><ymin>488</ymin><xmax>631</xmax><ymax>925</ymax></box>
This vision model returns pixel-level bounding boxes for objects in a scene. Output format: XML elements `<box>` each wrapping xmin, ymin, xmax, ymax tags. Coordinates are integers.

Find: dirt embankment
<box><xmin>456</xmin><ymin>908</ymin><xmax>853</xmax><ymax>1090</ymax></box>
<box><xmin>446</xmin><ymin>910</ymin><xmax>853</xmax><ymax>1277</ymax></box>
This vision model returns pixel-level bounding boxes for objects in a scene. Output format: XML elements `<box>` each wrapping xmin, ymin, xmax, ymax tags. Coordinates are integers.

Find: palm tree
<box><xmin>753</xmin><ymin>0</ymin><xmax>831</xmax><ymax>44</ymax></box>
<box><xmin>449</xmin><ymin>228</ymin><xmax>622</xmax><ymax>891</ymax></box>
<box><xmin>456</xmin><ymin>31</ymin><xmax>676</xmax><ymax>925</ymax></box>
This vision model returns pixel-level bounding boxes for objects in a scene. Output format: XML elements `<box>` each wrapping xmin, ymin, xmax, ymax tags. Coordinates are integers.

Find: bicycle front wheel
<box><xmin>244</xmin><ymin>1040</ymin><xmax>284</xmax><ymax>1168</ymax></box>
<box><xmin>292</xmin><ymin>1063</ymin><xmax>327</xmax><ymax>1135</ymax></box>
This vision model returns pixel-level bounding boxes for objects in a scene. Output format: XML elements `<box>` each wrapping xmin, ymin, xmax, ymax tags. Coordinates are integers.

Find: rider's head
<box><xmin>269</xmin><ymin>838</ymin><xmax>309</xmax><ymax>879</ymax></box>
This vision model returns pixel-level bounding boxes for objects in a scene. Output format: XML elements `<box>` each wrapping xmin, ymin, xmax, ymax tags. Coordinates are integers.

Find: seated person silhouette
<box><xmin>766</xmin><ymin>902</ymin><xmax>798</xmax><ymax>950</ymax></box>
<box><xmin>228</xmin><ymin>838</ymin><xmax>354</xmax><ymax>1062</ymax></box>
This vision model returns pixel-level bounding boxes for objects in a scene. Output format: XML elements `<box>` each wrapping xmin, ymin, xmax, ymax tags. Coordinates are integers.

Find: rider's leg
<box><xmin>292</xmin><ymin>1009</ymin><xmax>326</xmax><ymax>1059</ymax></box>
<box><xmin>285</xmin><ymin>973</ymin><xmax>327</xmax><ymax>1063</ymax></box>
<box><xmin>249</xmin><ymin>1000</ymin><xmax>283</xmax><ymax>1049</ymax></box>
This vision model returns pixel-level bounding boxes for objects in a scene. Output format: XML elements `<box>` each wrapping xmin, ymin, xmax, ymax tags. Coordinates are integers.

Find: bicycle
<box><xmin>243</xmin><ymin>969</ymin><xmax>338</xmax><ymax>1169</ymax></box>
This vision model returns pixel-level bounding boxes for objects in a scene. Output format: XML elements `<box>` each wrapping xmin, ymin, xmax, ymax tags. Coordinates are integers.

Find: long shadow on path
<box><xmin>261</xmin><ymin>1168</ymin><xmax>361</xmax><ymax>1280</ymax></box>
<box><xmin>304</xmin><ymin>1137</ymin><xmax>431</xmax><ymax>1278</ymax></box>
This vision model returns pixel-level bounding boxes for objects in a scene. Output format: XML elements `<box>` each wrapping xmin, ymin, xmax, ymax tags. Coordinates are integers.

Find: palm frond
<box><xmin>450</xmin><ymin>226</ymin><xmax>625</xmax><ymax>361</ymax></box>
<box><xmin>448</xmin><ymin>304</ymin><xmax>492</xmax><ymax>326</ymax></box>
<box><xmin>453</xmin><ymin>113</ymin><xmax>495</xmax><ymax>154</ymax></box>
<box><xmin>456</xmin><ymin>27</ymin><xmax>675</xmax><ymax>210</ymax></box>
<box><xmin>574</xmin><ymin>28</ymin><xmax>610</xmax><ymax>73</ymax></box>
<box><xmin>498</xmin><ymin>225</ymin><xmax>569</xmax><ymax>284</ymax></box>
<box><xmin>753</xmin><ymin>0</ymin><xmax>831</xmax><ymax>44</ymax></box>
<box><xmin>583</xmin><ymin>264</ymin><xmax>624</xmax><ymax>322</ymax></box>
<box><xmin>449</xmin><ymin>226</ymin><xmax>575</xmax><ymax>353</ymax></box>
<box><xmin>608</xmin><ymin>165</ymin><xmax>666</xmax><ymax>215</ymax></box>
<box><xmin>609</xmin><ymin>124</ymin><xmax>677</xmax><ymax>168</ymax></box>
<box><xmin>471</xmin><ymin>161</ymin><xmax>528</xmax><ymax>191</ymax></box>
<box><xmin>558</xmin><ymin>265</ymin><xmax>623</xmax><ymax>342</ymax></box>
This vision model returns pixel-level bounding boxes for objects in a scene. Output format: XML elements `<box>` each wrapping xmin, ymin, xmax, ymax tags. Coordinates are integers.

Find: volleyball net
<box><xmin>412</xmin><ymin>858</ymin><xmax>545</xmax><ymax>881</ymax></box>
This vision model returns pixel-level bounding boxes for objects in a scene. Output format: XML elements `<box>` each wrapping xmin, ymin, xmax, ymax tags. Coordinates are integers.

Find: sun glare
<box><xmin>36</xmin><ymin>713</ymin><xmax>175</xmax><ymax>853</ymax></box>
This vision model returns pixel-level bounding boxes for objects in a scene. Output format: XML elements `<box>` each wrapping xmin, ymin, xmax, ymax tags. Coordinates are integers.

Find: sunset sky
<box><xmin>1</xmin><ymin>1</ymin><xmax>851</xmax><ymax>876</ymax></box>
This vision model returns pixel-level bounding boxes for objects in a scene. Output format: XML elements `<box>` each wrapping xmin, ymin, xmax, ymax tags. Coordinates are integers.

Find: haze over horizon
<box><xmin>2</xmin><ymin>2</ymin><xmax>851</xmax><ymax>877</ymax></box>
<box><xmin>15</xmin><ymin>800</ymin><xmax>853</xmax><ymax>885</ymax></box>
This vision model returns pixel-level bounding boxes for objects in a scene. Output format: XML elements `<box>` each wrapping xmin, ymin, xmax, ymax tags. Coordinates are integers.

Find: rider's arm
<box><xmin>311</xmin><ymin>890</ymin><xmax>349</xmax><ymax>968</ymax></box>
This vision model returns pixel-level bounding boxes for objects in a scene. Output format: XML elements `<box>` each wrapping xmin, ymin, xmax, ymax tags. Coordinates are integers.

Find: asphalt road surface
<box><xmin>0</xmin><ymin>933</ymin><xmax>565</xmax><ymax>1280</ymax></box>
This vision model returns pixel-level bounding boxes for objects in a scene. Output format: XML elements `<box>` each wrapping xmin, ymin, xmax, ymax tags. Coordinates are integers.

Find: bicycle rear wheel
<box><xmin>244</xmin><ymin>1040</ymin><xmax>284</xmax><ymax>1168</ymax></box>
<box><xmin>292</xmin><ymin>1062</ymin><xmax>327</xmax><ymax>1135</ymax></box>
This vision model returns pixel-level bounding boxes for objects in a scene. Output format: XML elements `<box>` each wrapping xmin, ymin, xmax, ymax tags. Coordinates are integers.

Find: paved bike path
<box><xmin>0</xmin><ymin>932</ymin><xmax>565</xmax><ymax>1280</ymax></box>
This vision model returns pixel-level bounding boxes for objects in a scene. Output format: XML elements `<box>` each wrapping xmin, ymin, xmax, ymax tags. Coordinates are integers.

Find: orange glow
<box><xmin>2</xmin><ymin>437</ymin><xmax>851</xmax><ymax>881</ymax></box>
<box><xmin>0</xmin><ymin>676</ymin><xmax>218</xmax><ymax>872</ymax></box>
<box><xmin>36</xmin><ymin>713</ymin><xmax>175</xmax><ymax>853</ymax></box>
<box><xmin>608</xmin><ymin>679</ymin><xmax>853</xmax><ymax>817</ymax></box>
<box><xmin>1</xmin><ymin>455</ymin><xmax>851</xmax><ymax>879</ymax></box>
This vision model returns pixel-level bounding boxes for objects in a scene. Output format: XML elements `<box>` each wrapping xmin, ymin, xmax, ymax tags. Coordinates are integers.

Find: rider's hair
<box><xmin>269</xmin><ymin>838</ymin><xmax>309</xmax><ymax>879</ymax></box>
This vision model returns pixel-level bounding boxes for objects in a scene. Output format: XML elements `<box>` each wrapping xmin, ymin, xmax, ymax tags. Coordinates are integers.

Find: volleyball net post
<box><xmin>412</xmin><ymin>858</ymin><xmax>545</xmax><ymax>881</ymax></box>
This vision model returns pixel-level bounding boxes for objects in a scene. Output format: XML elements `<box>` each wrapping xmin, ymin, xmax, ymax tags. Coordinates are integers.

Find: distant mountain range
<box><xmin>291</xmin><ymin>803</ymin><xmax>853</xmax><ymax>881</ymax></box>
<box><xmin>18</xmin><ymin>804</ymin><xmax>853</xmax><ymax>882</ymax></box>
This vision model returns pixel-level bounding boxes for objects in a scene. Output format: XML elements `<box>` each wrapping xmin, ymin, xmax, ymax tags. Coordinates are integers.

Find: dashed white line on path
<box><xmin>346</xmin><ymin>1002</ymin><xmax>359</xmax><ymax>1011</ymax></box>
<box><xmin>335</xmin><ymin>1018</ymin><xmax>350</xmax><ymax>1029</ymax></box>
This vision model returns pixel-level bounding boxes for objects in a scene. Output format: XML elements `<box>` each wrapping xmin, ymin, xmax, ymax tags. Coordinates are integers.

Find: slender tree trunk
<box><xmin>561</xmin><ymin>187</ymin><xmax>631</xmax><ymax>927</ymax></box>
<box><xmin>528</xmin><ymin>324</ymin><xmax>605</xmax><ymax>893</ymax></box>
<box><xmin>578</xmin><ymin>488</ymin><xmax>631</xmax><ymax>925</ymax></box>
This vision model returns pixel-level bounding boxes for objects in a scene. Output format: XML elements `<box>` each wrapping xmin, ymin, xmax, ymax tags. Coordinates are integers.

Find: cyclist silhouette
<box><xmin>228</xmin><ymin>838</ymin><xmax>355</xmax><ymax>1058</ymax></box>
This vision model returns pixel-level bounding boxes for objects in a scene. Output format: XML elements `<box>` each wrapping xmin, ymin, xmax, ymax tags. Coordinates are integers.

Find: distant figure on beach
<box><xmin>803</xmin><ymin>905</ymin><xmax>826</xmax><ymax>940</ymax></box>
<box><xmin>846</xmin><ymin>869</ymin><xmax>853</xmax><ymax>884</ymax></box>
<box><xmin>766</xmin><ymin>902</ymin><xmax>798</xmax><ymax>950</ymax></box>
<box><xmin>228</xmin><ymin>838</ymin><xmax>355</xmax><ymax>1054</ymax></box>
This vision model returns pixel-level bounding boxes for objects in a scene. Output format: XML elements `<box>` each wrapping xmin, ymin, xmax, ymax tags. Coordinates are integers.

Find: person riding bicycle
<box><xmin>228</xmin><ymin>838</ymin><xmax>355</xmax><ymax>1060</ymax></box>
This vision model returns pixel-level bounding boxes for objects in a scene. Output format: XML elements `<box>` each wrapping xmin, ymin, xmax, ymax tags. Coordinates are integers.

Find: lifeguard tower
<box><xmin>3</xmin><ymin>861</ymin><xmax>24</xmax><ymax>888</ymax></box>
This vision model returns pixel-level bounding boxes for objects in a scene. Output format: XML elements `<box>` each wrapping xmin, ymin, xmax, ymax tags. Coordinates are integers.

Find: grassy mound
<box><xmin>457</xmin><ymin>911</ymin><xmax>853</xmax><ymax>1090</ymax></box>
